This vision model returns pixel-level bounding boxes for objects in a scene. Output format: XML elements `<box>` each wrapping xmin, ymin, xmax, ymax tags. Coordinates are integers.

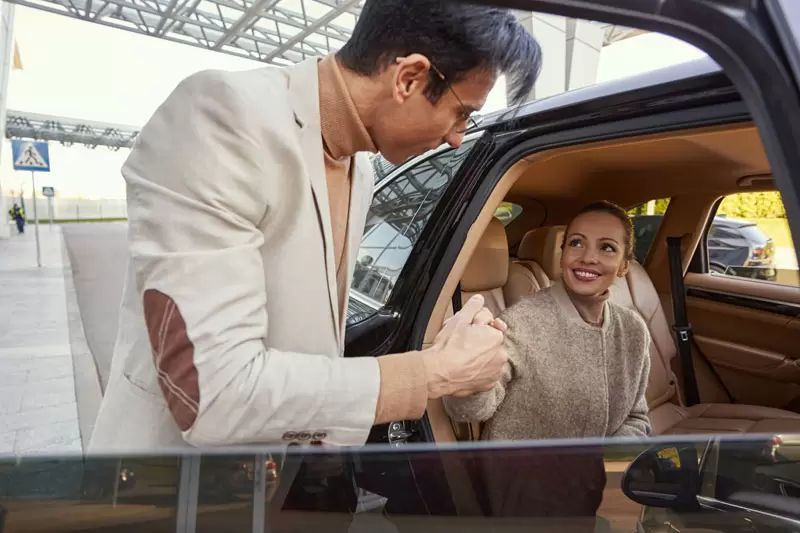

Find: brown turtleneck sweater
<box><xmin>317</xmin><ymin>55</ymin><xmax>428</xmax><ymax>425</ymax></box>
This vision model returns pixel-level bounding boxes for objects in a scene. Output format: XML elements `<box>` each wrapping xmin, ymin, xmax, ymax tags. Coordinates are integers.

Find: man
<box><xmin>90</xmin><ymin>0</ymin><xmax>542</xmax><ymax>451</ymax></box>
<box><xmin>10</xmin><ymin>203</ymin><xmax>24</xmax><ymax>234</ymax></box>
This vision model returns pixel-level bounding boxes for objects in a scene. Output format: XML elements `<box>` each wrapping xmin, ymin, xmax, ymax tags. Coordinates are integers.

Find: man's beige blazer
<box><xmin>89</xmin><ymin>57</ymin><xmax>381</xmax><ymax>452</ymax></box>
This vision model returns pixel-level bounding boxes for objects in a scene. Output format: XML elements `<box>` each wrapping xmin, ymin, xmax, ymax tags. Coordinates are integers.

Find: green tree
<box><xmin>627</xmin><ymin>198</ymin><xmax>671</xmax><ymax>216</ymax></box>
<box><xmin>718</xmin><ymin>192</ymin><xmax>786</xmax><ymax>219</ymax></box>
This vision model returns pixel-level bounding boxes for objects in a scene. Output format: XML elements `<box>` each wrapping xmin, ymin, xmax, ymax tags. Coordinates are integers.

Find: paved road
<box><xmin>61</xmin><ymin>222</ymin><xmax>128</xmax><ymax>391</ymax></box>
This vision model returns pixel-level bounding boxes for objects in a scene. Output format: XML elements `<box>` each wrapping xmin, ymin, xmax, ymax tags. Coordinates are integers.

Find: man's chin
<box><xmin>378</xmin><ymin>144</ymin><xmax>430</xmax><ymax>166</ymax></box>
<box><xmin>378</xmin><ymin>151</ymin><xmax>406</xmax><ymax>166</ymax></box>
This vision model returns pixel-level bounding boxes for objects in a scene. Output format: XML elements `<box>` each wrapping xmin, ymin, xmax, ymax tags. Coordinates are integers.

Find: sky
<box><xmin>1</xmin><ymin>6</ymin><xmax>708</xmax><ymax>200</ymax></box>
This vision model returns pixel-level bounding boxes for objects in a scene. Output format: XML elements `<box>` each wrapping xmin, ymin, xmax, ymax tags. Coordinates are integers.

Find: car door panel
<box><xmin>693</xmin><ymin>336</ymin><xmax>800</xmax><ymax>383</ymax></box>
<box><xmin>686</xmin><ymin>273</ymin><xmax>800</xmax><ymax>307</ymax></box>
<box><xmin>685</xmin><ymin>273</ymin><xmax>800</xmax><ymax>409</ymax></box>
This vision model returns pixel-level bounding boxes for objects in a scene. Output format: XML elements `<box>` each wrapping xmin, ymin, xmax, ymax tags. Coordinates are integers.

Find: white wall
<box><xmin>512</xmin><ymin>13</ymin><xmax>604</xmax><ymax>103</ymax></box>
<box><xmin>4</xmin><ymin>195</ymin><xmax>128</xmax><ymax>221</ymax></box>
<box><xmin>0</xmin><ymin>2</ymin><xmax>15</xmax><ymax>238</ymax></box>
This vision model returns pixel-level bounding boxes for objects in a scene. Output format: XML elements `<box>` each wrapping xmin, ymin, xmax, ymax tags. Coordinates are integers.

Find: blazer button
<box><xmin>298</xmin><ymin>432</ymin><xmax>311</xmax><ymax>441</ymax></box>
<box><xmin>312</xmin><ymin>431</ymin><xmax>327</xmax><ymax>440</ymax></box>
<box><xmin>282</xmin><ymin>431</ymin><xmax>297</xmax><ymax>441</ymax></box>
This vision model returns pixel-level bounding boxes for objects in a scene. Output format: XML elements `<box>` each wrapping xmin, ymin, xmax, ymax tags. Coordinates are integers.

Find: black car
<box><xmin>4</xmin><ymin>0</ymin><xmax>800</xmax><ymax>531</ymax></box>
<box><xmin>625</xmin><ymin>438</ymin><xmax>800</xmax><ymax>533</ymax></box>
<box><xmin>632</xmin><ymin>214</ymin><xmax>776</xmax><ymax>279</ymax></box>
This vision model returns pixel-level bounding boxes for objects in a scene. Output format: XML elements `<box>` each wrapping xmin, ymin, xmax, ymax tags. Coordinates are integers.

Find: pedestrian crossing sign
<box><xmin>12</xmin><ymin>140</ymin><xmax>50</xmax><ymax>172</ymax></box>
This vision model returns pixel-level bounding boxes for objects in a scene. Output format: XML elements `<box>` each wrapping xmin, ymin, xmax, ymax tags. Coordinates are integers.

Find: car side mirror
<box><xmin>622</xmin><ymin>444</ymin><xmax>702</xmax><ymax>510</ymax></box>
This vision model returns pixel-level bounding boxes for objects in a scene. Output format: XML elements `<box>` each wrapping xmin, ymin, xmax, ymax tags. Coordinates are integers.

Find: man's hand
<box><xmin>423</xmin><ymin>294</ymin><xmax>508</xmax><ymax>399</ymax></box>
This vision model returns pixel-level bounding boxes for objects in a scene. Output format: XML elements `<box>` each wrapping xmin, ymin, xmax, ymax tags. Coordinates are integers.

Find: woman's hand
<box><xmin>471</xmin><ymin>306</ymin><xmax>508</xmax><ymax>333</ymax></box>
<box><xmin>423</xmin><ymin>294</ymin><xmax>508</xmax><ymax>399</ymax></box>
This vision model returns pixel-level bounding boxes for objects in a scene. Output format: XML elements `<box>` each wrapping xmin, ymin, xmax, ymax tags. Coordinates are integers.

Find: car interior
<box><xmin>420</xmin><ymin>121</ymin><xmax>800</xmax><ymax>445</ymax></box>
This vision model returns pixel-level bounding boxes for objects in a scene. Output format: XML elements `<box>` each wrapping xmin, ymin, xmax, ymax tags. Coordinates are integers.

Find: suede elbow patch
<box><xmin>143</xmin><ymin>289</ymin><xmax>200</xmax><ymax>431</ymax></box>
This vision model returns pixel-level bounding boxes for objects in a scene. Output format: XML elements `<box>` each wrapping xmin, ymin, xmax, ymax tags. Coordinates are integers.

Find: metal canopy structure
<box><xmin>6</xmin><ymin>109</ymin><xmax>140</xmax><ymax>149</ymax></box>
<box><xmin>9</xmin><ymin>0</ymin><xmax>362</xmax><ymax>65</ymax></box>
<box><xmin>7</xmin><ymin>0</ymin><xmax>639</xmax><ymax>66</ymax></box>
<box><xmin>3</xmin><ymin>2</ymin><xmax>644</xmax><ymax>147</ymax></box>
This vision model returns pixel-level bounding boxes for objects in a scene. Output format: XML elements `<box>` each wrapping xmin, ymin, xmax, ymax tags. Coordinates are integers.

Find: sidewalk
<box><xmin>0</xmin><ymin>222</ymin><xmax>95</xmax><ymax>455</ymax></box>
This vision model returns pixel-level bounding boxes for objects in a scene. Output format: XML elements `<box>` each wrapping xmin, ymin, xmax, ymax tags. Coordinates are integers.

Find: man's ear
<box><xmin>392</xmin><ymin>54</ymin><xmax>431</xmax><ymax>103</ymax></box>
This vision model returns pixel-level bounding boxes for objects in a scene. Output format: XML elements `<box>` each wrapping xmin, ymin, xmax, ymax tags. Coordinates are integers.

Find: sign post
<box><xmin>12</xmin><ymin>140</ymin><xmax>51</xmax><ymax>268</ymax></box>
<box><xmin>42</xmin><ymin>187</ymin><xmax>55</xmax><ymax>229</ymax></box>
<box><xmin>31</xmin><ymin>172</ymin><xmax>40</xmax><ymax>265</ymax></box>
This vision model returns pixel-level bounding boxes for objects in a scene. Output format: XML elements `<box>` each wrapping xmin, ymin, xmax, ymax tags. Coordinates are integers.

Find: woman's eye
<box><xmin>601</xmin><ymin>243</ymin><xmax>617</xmax><ymax>253</ymax></box>
<box><xmin>569</xmin><ymin>239</ymin><xmax>583</xmax><ymax>248</ymax></box>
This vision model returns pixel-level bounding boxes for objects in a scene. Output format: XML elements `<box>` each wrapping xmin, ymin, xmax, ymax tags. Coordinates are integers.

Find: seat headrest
<box><xmin>461</xmin><ymin>218</ymin><xmax>509</xmax><ymax>292</ymax></box>
<box><xmin>516</xmin><ymin>225</ymin><xmax>565</xmax><ymax>280</ymax></box>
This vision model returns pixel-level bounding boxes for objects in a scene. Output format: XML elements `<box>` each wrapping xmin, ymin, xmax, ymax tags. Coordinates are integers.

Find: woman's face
<box><xmin>561</xmin><ymin>211</ymin><xmax>630</xmax><ymax>298</ymax></box>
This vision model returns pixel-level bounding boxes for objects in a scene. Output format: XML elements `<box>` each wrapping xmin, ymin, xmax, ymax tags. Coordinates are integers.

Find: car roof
<box><xmin>477</xmin><ymin>56</ymin><xmax>725</xmax><ymax>130</ymax></box>
<box><xmin>713</xmin><ymin>216</ymin><xmax>756</xmax><ymax>228</ymax></box>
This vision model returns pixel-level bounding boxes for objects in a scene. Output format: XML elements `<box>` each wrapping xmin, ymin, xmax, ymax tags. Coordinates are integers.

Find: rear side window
<box><xmin>627</xmin><ymin>198</ymin><xmax>671</xmax><ymax>264</ymax></box>
<box><xmin>495</xmin><ymin>202</ymin><xmax>523</xmax><ymax>226</ymax></box>
<box><xmin>706</xmin><ymin>192</ymin><xmax>798</xmax><ymax>286</ymax></box>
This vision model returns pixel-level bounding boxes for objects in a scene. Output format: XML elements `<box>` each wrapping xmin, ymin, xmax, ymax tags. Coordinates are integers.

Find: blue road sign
<box><xmin>12</xmin><ymin>140</ymin><xmax>50</xmax><ymax>172</ymax></box>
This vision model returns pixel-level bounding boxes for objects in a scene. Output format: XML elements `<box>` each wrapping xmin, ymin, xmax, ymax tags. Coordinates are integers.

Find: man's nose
<box><xmin>444</xmin><ymin>130</ymin><xmax>464</xmax><ymax>149</ymax></box>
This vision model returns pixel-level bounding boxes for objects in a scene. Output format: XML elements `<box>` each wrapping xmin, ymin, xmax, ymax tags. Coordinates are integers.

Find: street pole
<box><xmin>48</xmin><ymin>196</ymin><xmax>53</xmax><ymax>230</ymax></box>
<box><xmin>31</xmin><ymin>171</ymin><xmax>41</xmax><ymax>267</ymax></box>
<box><xmin>112</xmin><ymin>459</ymin><xmax>121</xmax><ymax>508</ymax></box>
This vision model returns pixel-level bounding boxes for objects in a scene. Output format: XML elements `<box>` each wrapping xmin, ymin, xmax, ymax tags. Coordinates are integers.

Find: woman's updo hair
<box><xmin>562</xmin><ymin>201</ymin><xmax>635</xmax><ymax>261</ymax></box>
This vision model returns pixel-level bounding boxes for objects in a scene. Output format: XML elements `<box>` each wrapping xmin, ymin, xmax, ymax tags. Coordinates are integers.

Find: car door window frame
<box><xmin>347</xmin><ymin>134</ymin><xmax>483</xmax><ymax>327</ymax></box>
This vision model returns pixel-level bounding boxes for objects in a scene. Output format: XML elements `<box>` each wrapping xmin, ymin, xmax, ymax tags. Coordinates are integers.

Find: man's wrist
<box><xmin>421</xmin><ymin>347</ymin><xmax>450</xmax><ymax>399</ymax></box>
<box><xmin>373</xmin><ymin>351</ymin><xmax>429</xmax><ymax>425</ymax></box>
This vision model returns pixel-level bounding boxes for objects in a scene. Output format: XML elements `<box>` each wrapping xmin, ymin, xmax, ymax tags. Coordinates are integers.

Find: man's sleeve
<box><xmin>124</xmin><ymin>70</ymin><xmax>381</xmax><ymax>447</ymax></box>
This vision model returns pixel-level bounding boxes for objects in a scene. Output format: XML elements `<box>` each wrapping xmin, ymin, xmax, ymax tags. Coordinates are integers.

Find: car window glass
<box><xmin>711</xmin><ymin>439</ymin><xmax>800</xmax><ymax>515</ymax></box>
<box><xmin>707</xmin><ymin>192</ymin><xmax>798</xmax><ymax>286</ymax></box>
<box><xmin>371</xmin><ymin>154</ymin><xmax>398</xmax><ymax>184</ymax></box>
<box><xmin>347</xmin><ymin>140</ymin><xmax>478</xmax><ymax>325</ymax></box>
<box><xmin>627</xmin><ymin>198</ymin><xmax>671</xmax><ymax>264</ymax></box>
<box><xmin>495</xmin><ymin>202</ymin><xmax>523</xmax><ymax>226</ymax></box>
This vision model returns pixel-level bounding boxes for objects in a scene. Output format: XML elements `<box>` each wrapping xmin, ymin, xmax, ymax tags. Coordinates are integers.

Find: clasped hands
<box><xmin>423</xmin><ymin>294</ymin><xmax>509</xmax><ymax>399</ymax></box>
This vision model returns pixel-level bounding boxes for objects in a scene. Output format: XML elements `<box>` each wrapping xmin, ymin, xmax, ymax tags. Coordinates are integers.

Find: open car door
<box><xmin>342</xmin><ymin>0</ymin><xmax>800</xmax><ymax>519</ymax></box>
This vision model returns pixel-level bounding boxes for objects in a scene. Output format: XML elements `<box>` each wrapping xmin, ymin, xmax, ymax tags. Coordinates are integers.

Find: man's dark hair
<box><xmin>337</xmin><ymin>0</ymin><xmax>543</xmax><ymax>105</ymax></box>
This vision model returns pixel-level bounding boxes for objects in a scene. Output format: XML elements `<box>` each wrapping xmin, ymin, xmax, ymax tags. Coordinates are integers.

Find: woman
<box><xmin>444</xmin><ymin>200</ymin><xmax>652</xmax><ymax>521</ymax></box>
<box><xmin>444</xmin><ymin>200</ymin><xmax>651</xmax><ymax>438</ymax></box>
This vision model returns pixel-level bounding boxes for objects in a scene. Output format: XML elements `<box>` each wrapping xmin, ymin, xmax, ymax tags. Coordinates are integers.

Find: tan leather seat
<box><xmin>528</xmin><ymin>227</ymin><xmax>800</xmax><ymax>434</ymax></box>
<box><xmin>454</xmin><ymin>218</ymin><xmax>514</xmax><ymax>441</ymax></box>
<box><xmin>505</xmin><ymin>225</ymin><xmax>564</xmax><ymax>306</ymax></box>
<box><xmin>610</xmin><ymin>262</ymin><xmax>800</xmax><ymax>435</ymax></box>
<box><xmin>460</xmin><ymin>218</ymin><xmax>513</xmax><ymax>316</ymax></box>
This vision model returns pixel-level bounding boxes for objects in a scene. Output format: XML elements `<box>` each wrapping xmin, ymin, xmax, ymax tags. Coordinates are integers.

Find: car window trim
<box><xmin>697</xmin><ymin>495</ymin><xmax>800</xmax><ymax>528</ymax></box>
<box><xmin>686</xmin><ymin>286</ymin><xmax>800</xmax><ymax>318</ymax></box>
<box><xmin>372</xmin><ymin>132</ymin><xmax>484</xmax><ymax>192</ymax></box>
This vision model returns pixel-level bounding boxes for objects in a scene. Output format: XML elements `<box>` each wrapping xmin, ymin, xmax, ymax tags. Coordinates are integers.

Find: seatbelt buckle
<box><xmin>673</xmin><ymin>325</ymin><xmax>693</xmax><ymax>342</ymax></box>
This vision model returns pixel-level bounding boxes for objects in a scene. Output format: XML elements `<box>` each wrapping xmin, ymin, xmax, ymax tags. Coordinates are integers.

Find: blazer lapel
<box><xmin>340</xmin><ymin>154</ymin><xmax>376</xmax><ymax>336</ymax></box>
<box><xmin>288</xmin><ymin>57</ymin><xmax>341</xmax><ymax>348</ymax></box>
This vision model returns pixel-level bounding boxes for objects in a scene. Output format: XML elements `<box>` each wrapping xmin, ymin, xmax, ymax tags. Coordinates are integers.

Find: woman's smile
<box><xmin>572</xmin><ymin>268</ymin><xmax>601</xmax><ymax>282</ymax></box>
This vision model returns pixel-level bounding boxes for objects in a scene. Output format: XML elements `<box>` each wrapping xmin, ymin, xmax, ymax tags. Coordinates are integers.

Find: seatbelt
<box><xmin>667</xmin><ymin>236</ymin><xmax>700</xmax><ymax>407</ymax></box>
<box><xmin>452</xmin><ymin>282</ymin><xmax>463</xmax><ymax>313</ymax></box>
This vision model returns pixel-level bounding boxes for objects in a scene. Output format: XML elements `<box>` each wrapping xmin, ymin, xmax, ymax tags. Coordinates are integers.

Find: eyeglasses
<box><xmin>429</xmin><ymin>62</ymin><xmax>482</xmax><ymax>133</ymax></box>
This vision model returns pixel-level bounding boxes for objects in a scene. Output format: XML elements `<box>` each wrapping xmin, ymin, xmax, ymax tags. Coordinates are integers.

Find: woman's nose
<box><xmin>581</xmin><ymin>249</ymin><xmax>600</xmax><ymax>264</ymax></box>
